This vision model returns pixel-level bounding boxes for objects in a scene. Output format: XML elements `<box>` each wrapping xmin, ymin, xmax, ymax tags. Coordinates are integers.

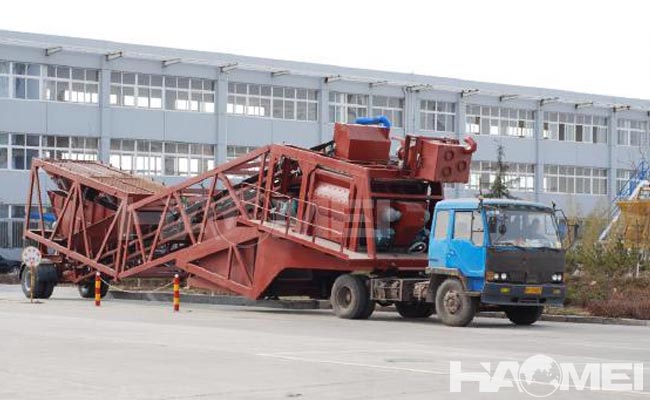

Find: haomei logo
<box><xmin>450</xmin><ymin>353</ymin><xmax>644</xmax><ymax>397</ymax></box>
<box><xmin>517</xmin><ymin>354</ymin><xmax>563</xmax><ymax>397</ymax></box>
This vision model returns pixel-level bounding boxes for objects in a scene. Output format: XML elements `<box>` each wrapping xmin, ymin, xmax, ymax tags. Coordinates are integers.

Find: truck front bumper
<box><xmin>481</xmin><ymin>283</ymin><xmax>566</xmax><ymax>307</ymax></box>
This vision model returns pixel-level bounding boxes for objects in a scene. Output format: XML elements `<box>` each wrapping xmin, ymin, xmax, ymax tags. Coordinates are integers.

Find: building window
<box><xmin>616</xmin><ymin>169</ymin><xmax>634</xmax><ymax>194</ymax></box>
<box><xmin>44</xmin><ymin>65</ymin><xmax>99</xmax><ymax>104</ymax></box>
<box><xmin>12</xmin><ymin>62</ymin><xmax>41</xmax><ymax>100</ymax></box>
<box><xmin>9</xmin><ymin>133</ymin><xmax>39</xmax><ymax>170</ymax></box>
<box><xmin>227</xmin><ymin>145</ymin><xmax>258</xmax><ymax>161</ymax></box>
<box><xmin>372</xmin><ymin>96</ymin><xmax>404</xmax><ymax>128</ymax></box>
<box><xmin>110</xmin><ymin>72</ymin><xmax>214</xmax><ymax>113</ymax></box>
<box><xmin>0</xmin><ymin>205</ymin><xmax>28</xmax><ymax>248</ymax></box>
<box><xmin>329</xmin><ymin>92</ymin><xmax>369</xmax><ymax>123</ymax></box>
<box><xmin>617</xmin><ymin>119</ymin><xmax>649</xmax><ymax>147</ymax></box>
<box><xmin>0</xmin><ymin>61</ymin><xmax>9</xmax><ymax>98</ymax></box>
<box><xmin>468</xmin><ymin>161</ymin><xmax>535</xmax><ymax>192</ymax></box>
<box><xmin>543</xmin><ymin>165</ymin><xmax>608</xmax><ymax>195</ymax></box>
<box><xmin>543</xmin><ymin>112</ymin><xmax>608</xmax><ymax>144</ymax></box>
<box><xmin>0</xmin><ymin>60</ymin><xmax>100</xmax><ymax>104</ymax></box>
<box><xmin>41</xmin><ymin>135</ymin><xmax>98</xmax><ymax>161</ymax></box>
<box><xmin>421</xmin><ymin>100</ymin><xmax>456</xmax><ymax>133</ymax></box>
<box><xmin>0</xmin><ymin>132</ymin><xmax>97</xmax><ymax>170</ymax></box>
<box><xmin>226</xmin><ymin>83</ymin><xmax>318</xmax><ymax>121</ymax></box>
<box><xmin>466</xmin><ymin>105</ymin><xmax>534</xmax><ymax>137</ymax></box>
<box><xmin>164</xmin><ymin>76</ymin><xmax>215</xmax><ymax>112</ymax></box>
<box><xmin>109</xmin><ymin>139</ymin><xmax>215</xmax><ymax>176</ymax></box>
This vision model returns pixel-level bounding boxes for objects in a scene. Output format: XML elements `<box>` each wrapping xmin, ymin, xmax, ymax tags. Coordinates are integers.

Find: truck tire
<box><xmin>435</xmin><ymin>278</ymin><xmax>477</xmax><ymax>327</ymax></box>
<box><xmin>360</xmin><ymin>300</ymin><xmax>376</xmax><ymax>319</ymax></box>
<box><xmin>21</xmin><ymin>267</ymin><xmax>55</xmax><ymax>299</ymax></box>
<box><xmin>504</xmin><ymin>306</ymin><xmax>544</xmax><ymax>325</ymax></box>
<box><xmin>331</xmin><ymin>274</ymin><xmax>373</xmax><ymax>319</ymax></box>
<box><xmin>395</xmin><ymin>302</ymin><xmax>436</xmax><ymax>319</ymax></box>
<box><xmin>78</xmin><ymin>280</ymin><xmax>109</xmax><ymax>299</ymax></box>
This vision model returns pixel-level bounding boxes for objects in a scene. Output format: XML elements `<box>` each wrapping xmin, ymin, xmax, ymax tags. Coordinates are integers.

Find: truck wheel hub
<box><xmin>337</xmin><ymin>287</ymin><xmax>352</xmax><ymax>307</ymax></box>
<box><xmin>444</xmin><ymin>290</ymin><xmax>461</xmax><ymax>314</ymax></box>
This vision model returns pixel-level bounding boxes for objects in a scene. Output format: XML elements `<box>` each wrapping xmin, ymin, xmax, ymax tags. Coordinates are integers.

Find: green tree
<box><xmin>483</xmin><ymin>144</ymin><xmax>512</xmax><ymax>199</ymax></box>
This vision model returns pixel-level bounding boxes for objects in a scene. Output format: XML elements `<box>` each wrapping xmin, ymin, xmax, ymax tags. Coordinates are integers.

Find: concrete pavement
<box><xmin>0</xmin><ymin>284</ymin><xmax>648</xmax><ymax>400</ymax></box>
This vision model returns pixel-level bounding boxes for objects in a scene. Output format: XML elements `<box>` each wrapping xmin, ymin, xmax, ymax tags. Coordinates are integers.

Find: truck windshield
<box><xmin>487</xmin><ymin>206</ymin><xmax>561</xmax><ymax>249</ymax></box>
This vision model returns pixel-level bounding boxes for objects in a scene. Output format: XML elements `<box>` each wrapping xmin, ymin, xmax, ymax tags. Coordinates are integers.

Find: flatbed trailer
<box><xmin>24</xmin><ymin>120</ymin><xmax>473</xmax><ymax>299</ymax></box>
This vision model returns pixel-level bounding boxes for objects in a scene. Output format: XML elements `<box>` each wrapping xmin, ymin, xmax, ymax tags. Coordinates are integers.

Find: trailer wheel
<box><xmin>504</xmin><ymin>306</ymin><xmax>544</xmax><ymax>325</ymax></box>
<box><xmin>331</xmin><ymin>274</ymin><xmax>373</xmax><ymax>319</ymax></box>
<box><xmin>435</xmin><ymin>278</ymin><xmax>477</xmax><ymax>327</ymax></box>
<box><xmin>21</xmin><ymin>267</ymin><xmax>55</xmax><ymax>299</ymax></box>
<box><xmin>395</xmin><ymin>302</ymin><xmax>436</xmax><ymax>319</ymax></box>
<box><xmin>78</xmin><ymin>280</ymin><xmax>109</xmax><ymax>299</ymax></box>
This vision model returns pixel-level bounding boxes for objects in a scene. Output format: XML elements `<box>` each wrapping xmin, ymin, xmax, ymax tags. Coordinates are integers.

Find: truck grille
<box><xmin>503</xmin><ymin>271</ymin><xmax>552</xmax><ymax>284</ymax></box>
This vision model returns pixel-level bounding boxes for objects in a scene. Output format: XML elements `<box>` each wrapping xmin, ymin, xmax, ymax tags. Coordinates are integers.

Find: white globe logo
<box><xmin>518</xmin><ymin>354</ymin><xmax>563</xmax><ymax>398</ymax></box>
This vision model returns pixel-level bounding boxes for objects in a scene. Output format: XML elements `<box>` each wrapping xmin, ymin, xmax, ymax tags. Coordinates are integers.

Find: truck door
<box><xmin>428</xmin><ymin>210</ymin><xmax>450</xmax><ymax>268</ymax></box>
<box><xmin>448</xmin><ymin>210</ymin><xmax>486</xmax><ymax>279</ymax></box>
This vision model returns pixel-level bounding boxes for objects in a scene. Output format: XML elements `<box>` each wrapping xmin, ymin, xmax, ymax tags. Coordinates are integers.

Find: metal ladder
<box><xmin>599</xmin><ymin>160</ymin><xmax>650</xmax><ymax>241</ymax></box>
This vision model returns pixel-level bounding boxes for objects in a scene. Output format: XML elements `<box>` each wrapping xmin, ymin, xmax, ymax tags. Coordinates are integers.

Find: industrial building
<box><xmin>0</xmin><ymin>29</ymin><xmax>648</xmax><ymax>252</ymax></box>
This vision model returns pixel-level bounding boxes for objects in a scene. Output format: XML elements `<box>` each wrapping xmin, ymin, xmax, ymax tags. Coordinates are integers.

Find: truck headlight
<box><xmin>551</xmin><ymin>273</ymin><xmax>563</xmax><ymax>282</ymax></box>
<box><xmin>500</xmin><ymin>272</ymin><xmax>508</xmax><ymax>281</ymax></box>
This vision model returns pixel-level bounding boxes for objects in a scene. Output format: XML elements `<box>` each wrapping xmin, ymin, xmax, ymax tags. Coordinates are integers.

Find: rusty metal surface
<box><xmin>37</xmin><ymin>159</ymin><xmax>164</xmax><ymax>195</ymax></box>
<box><xmin>24</xmin><ymin>124</ymin><xmax>475</xmax><ymax>300</ymax></box>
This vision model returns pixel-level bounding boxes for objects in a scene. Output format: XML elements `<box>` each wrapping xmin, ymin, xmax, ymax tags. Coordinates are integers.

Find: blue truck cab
<box><xmin>424</xmin><ymin>198</ymin><xmax>567</xmax><ymax>326</ymax></box>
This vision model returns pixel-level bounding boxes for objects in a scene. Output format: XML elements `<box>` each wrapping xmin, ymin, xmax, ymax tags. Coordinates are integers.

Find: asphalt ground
<box><xmin>0</xmin><ymin>284</ymin><xmax>649</xmax><ymax>400</ymax></box>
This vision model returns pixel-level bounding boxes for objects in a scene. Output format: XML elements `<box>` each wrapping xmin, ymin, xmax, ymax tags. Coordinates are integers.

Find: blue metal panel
<box><xmin>435</xmin><ymin>198</ymin><xmax>553</xmax><ymax>211</ymax></box>
<box><xmin>445</xmin><ymin>209</ymin><xmax>486</xmax><ymax>291</ymax></box>
<box><xmin>428</xmin><ymin>209</ymin><xmax>450</xmax><ymax>268</ymax></box>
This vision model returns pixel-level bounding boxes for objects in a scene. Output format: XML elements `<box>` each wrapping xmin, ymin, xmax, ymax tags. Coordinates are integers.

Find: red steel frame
<box><xmin>25</xmin><ymin>131</ymin><xmax>471</xmax><ymax>299</ymax></box>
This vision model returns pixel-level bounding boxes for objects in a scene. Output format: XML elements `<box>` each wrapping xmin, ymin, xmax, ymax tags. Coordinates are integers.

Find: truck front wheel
<box><xmin>395</xmin><ymin>302</ymin><xmax>436</xmax><ymax>318</ymax></box>
<box><xmin>435</xmin><ymin>278</ymin><xmax>477</xmax><ymax>327</ymax></box>
<box><xmin>504</xmin><ymin>306</ymin><xmax>544</xmax><ymax>325</ymax></box>
<box><xmin>331</xmin><ymin>274</ymin><xmax>374</xmax><ymax>319</ymax></box>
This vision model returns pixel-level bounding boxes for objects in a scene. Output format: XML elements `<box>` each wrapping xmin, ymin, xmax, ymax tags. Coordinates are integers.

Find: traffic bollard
<box><xmin>95</xmin><ymin>272</ymin><xmax>101</xmax><ymax>307</ymax></box>
<box><xmin>173</xmin><ymin>274</ymin><xmax>180</xmax><ymax>312</ymax></box>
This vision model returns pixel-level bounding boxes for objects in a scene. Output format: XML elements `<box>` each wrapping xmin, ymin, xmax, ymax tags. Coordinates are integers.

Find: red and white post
<box><xmin>94</xmin><ymin>272</ymin><xmax>101</xmax><ymax>307</ymax></box>
<box><xmin>173</xmin><ymin>274</ymin><xmax>180</xmax><ymax>312</ymax></box>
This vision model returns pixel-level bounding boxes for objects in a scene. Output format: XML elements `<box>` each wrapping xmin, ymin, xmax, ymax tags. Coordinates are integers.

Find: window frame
<box><xmin>452</xmin><ymin>210</ymin><xmax>485</xmax><ymax>246</ymax></box>
<box><xmin>465</xmin><ymin>105</ymin><xmax>534</xmax><ymax>138</ymax></box>
<box><xmin>433</xmin><ymin>210</ymin><xmax>450</xmax><ymax>240</ymax></box>
<box><xmin>227</xmin><ymin>82</ymin><xmax>318</xmax><ymax>122</ymax></box>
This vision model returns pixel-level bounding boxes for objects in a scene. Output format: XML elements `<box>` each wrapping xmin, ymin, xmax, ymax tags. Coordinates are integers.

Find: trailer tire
<box><xmin>78</xmin><ymin>280</ymin><xmax>109</xmax><ymax>299</ymax></box>
<box><xmin>360</xmin><ymin>300</ymin><xmax>376</xmax><ymax>319</ymax></box>
<box><xmin>504</xmin><ymin>306</ymin><xmax>544</xmax><ymax>326</ymax></box>
<box><xmin>395</xmin><ymin>302</ymin><xmax>436</xmax><ymax>319</ymax></box>
<box><xmin>331</xmin><ymin>274</ymin><xmax>373</xmax><ymax>319</ymax></box>
<box><xmin>435</xmin><ymin>278</ymin><xmax>477</xmax><ymax>327</ymax></box>
<box><xmin>21</xmin><ymin>266</ymin><xmax>55</xmax><ymax>299</ymax></box>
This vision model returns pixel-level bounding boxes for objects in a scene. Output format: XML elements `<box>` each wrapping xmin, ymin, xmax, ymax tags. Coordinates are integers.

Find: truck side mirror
<box><xmin>498</xmin><ymin>224</ymin><xmax>507</xmax><ymax>235</ymax></box>
<box><xmin>557</xmin><ymin>219</ymin><xmax>568</xmax><ymax>239</ymax></box>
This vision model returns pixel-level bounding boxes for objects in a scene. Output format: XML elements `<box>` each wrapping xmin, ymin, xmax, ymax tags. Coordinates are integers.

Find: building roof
<box><xmin>0</xmin><ymin>29</ymin><xmax>648</xmax><ymax>111</ymax></box>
